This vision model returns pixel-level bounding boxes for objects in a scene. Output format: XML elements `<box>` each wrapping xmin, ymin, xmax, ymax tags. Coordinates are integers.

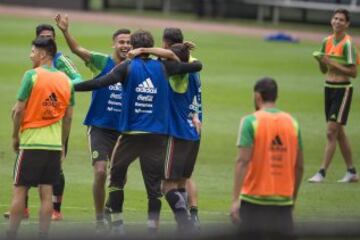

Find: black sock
<box><xmin>25</xmin><ymin>195</ymin><xmax>29</xmax><ymax>209</ymax></box>
<box><xmin>53</xmin><ymin>170</ymin><xmax>65</xmax><ymax>212</ymax></box>
<box><xmin>190</xmin><ymin>206</ymin><xmax>200</xmax><ymax>226</ymax></box>
<box><xmin>108</xmin><ymin>187</ymin><xmax>124</xmax><ymax>227</ymax></box>
<box><xmin>319</xmin><ymin>168</ymin><xmax>326</xmax><ymax>177</ymax></box>
<box><xmin>165</xmin><ymin>189</ymin><xmax>189</xmax><ymax>227</ymax></box>
<box><xmin>53</xmin><ymin>202</ymin><xmax>61</xmax><ymax>212</ymax></box>
<box><xmin>108</xmin><ymin>187</ymin><xmax>124</xmax><ymax>213</ymax></box>
<box><xmin>348</xmin><ymin>167</ymin><xmax>357</xmax><ymax>174</ymax></box>
<box><xmin>178</xmin><ymin>188</ymin><xmax>188</xmax><ymax>208</ymax></box>
<box><xmin>190</xmin><ymin>206</ymin><xmax>198</xmax><ymax>217</ymax></box>
<box><xmin>148</xmin><ymin>198</ymin><xmax>161</xmax><ymax>223</ymax></box>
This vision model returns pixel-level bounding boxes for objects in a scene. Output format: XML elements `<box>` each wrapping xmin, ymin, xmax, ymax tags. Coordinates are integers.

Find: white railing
<box><xmin>242</xmin><ymin>0</ymin><xmax>360</xmax><ymax>24</ymax></box>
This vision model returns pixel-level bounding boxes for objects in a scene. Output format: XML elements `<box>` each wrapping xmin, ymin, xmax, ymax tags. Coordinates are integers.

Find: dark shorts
<box><xmin>109</xmin><ymin>134</ymin><xmax>168</xmax><ymax>199</ymax></box>
<box><xmin>238</xmin><ymin>201</ymin><xmax>295</xmax><ymax>240</ymax></box>
<box><xmin>87</xmin><ymin>126</ymin><xmax>121</xmax><ymax>165</ymax></box>
<box><xmin>325</xmin><ymin>81</ymin><xmax>353</xmax><ymax>125</ymax></box>
<box><xmin>164</xmin><ymin>137</ymin><xmax>200</xmax><ymax>180</ymax></box>
<box><xmin>13</xmin><ymin>149</ymin><xmax>61</xmax><ymax>187</ymax></box>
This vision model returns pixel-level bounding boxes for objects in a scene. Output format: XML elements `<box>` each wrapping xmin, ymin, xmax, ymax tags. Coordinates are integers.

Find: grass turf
<box><xmin>0</xmin><ymin>14</ymin><xmax>359</xmax><ymax>238</ymax></box>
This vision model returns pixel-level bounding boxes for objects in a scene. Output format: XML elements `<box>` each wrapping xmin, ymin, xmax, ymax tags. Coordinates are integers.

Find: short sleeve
<box><xmin>69</xmin><ymin>82</ymin><xmax>75</xmax><ymax>107</ymax></box>
<box><xmin>17</xmin><ymin>70</ymin><xmax>36</xmax><ymax>101</ymax></box>
<box><xmin>236</xmin><ymin>115</ymin><xmax>255</xmax><ymax>148</ymax></box>
<box><xmin>343</xmin><ymin>41</ymin><xmax>358</xmax><ymax>65</ymax></box>
<box><xmin>319</xmin><ymin>37</ymin><xmax>327</xmax><ymax>54</ymax></box>
<box><xmin>86</xmin><ymin>52</ymin><xmax>110</xmax><ymax>75</ymax></box>
<box><xmin>55</xmin><ymin>54</ymin><xmax>82</xmax><ymax>84</ymax></box>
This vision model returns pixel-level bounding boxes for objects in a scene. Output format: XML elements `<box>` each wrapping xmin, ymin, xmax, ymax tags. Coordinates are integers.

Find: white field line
<box><xmin>0</xmin><ymin>204</ymin><xmax>227</xmax><ymax>215</ymax></box>
<box><xmin>0</xmin><ymin>219</ymin><xmax>228</xmax><ymax>225</ymax></box>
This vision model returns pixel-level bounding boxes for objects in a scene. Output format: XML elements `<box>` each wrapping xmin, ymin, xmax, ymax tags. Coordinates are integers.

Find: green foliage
<box><xmin>0</xmin><ymin>15</ymin><xmax>359</xmax><ymax>236</ymax></box>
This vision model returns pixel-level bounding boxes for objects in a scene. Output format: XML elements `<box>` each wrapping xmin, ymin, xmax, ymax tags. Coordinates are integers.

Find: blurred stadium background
<box><xmin>0</xmin><ymin>1</ymin><xmax>359</xmax><ymax>239</ymax></box>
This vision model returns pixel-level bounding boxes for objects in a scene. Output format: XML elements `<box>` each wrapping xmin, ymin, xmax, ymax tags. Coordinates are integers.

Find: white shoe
<box><xmin>308</xmin><ymin>172</ymin><xmax>324</xmax><ymax>183</ymax></box>
<box><xmin>337</xmin><ymin>172</ymin><xmax>359</xmax><ymax>183</ymax></box>
<box><xmin>110</xmin><ymin>224</ymin><xmax>126</xmax><ymax>236</ymax></box>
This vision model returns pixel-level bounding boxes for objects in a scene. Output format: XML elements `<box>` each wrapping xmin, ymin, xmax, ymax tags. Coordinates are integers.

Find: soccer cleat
<box><xmin>51</xmin><ymin>211</ymin><xmax>63</xmax><ymax>221</ymax></box>
<box><xmin>95</xmin><ymin>221</ymin><xmax>108</xmax><ymax>235</ymax></box>
<box><xmin>3</xmin><ymin>208</ymin><xmax>29</xmax><ymax>219</ymax></box>
<box><xmin>104</xmin><ymin>207</ymin><xmax>112</xmax><ymax>229</ymax></box>
<box><xmin>191</xmin><ymin>214</ymin><xmax>201</xmax><ymax>231</ymax></box>
<box><xmin>337</xmin><ymin>172</ymin><xmax>359</xmax><ymax>183</ymax></box>
<box><xmin>110</xmin><ymin>224</ymin><xmax>126</xmax><ymax>236</ymax></box>
<box><xmin>147</xmin><ymin>220</ymin><xmax>159</xmax><ymax>238</ymax></box>
<box><xmin>308</xmin><ymin>172</ymin><xmax>325</xmax><ymax>183</ymax></box>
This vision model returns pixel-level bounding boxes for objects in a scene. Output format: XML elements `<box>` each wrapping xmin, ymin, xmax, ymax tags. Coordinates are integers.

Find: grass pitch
<box><xmin>0</xmin><ymin>13</ymin><xmax>359</xmax><ymax>238</ymax></box>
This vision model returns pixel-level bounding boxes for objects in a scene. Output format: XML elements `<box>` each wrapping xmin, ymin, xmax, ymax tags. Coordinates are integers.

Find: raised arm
<box><xmin>74</xmin><ymin>60</ymin><xmax>130</xmax><ymax>91</ymax></box>
<box><xmin>163</xmin><ymin>60</ymin><xmax>202</xmax><ymax>76</ymax></box>
<box><xmin>55</xmin><ymin>14</ymin><xmax>91</xmax><ymax>63</ymax></box>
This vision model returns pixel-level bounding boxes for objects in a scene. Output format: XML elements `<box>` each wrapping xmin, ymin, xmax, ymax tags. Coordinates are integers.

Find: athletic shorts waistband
<box><xmin>325</xmin><ymin>81</ymin><xmax>352</xmax><ymax>88</ymax></box>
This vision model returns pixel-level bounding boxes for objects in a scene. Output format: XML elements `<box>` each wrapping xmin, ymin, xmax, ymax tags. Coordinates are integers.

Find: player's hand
<box><xmin>230</xmin><ymin>200</ymin><xmax>241</xmax><ymax>224</ymax></box>
<box><xmin>127</xmin><ymin>49</ymin><xmax>142</xmax><ymax>59</ymax></box>
<box><xmin>320</xmin><ymin>56</ymin><xmax>332</xmax><ymax>65</ymax></box>
<box><xmin>12</xmin><ymin>136</ymin><xmax>20</xmax><ymax>154</ymax></box>
<box><xmin>314</xmin><ymin>55</ymin><xmax>321</xmax><ymax>62</ymax></box>
<box><xmin>192</xmin><ymin>114</ymin><xmax>202</xmax><ymax>135</ymax></box>
<box><xmin>55</xmin><ymin>14</ymin><xmax>69</xmax><ymax>32</ymax></box>
<box><xmin>61</xmin><ymin>146</ymin><xmax>66</xmax><ymax>162</ymax></box>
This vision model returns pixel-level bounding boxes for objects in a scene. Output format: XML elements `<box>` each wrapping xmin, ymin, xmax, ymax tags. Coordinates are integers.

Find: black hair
<box><xmin>254</xmin><ymin>77</ymin><xmax>278</xmax><ymax>102</ymax></box>
<box><xmin>130</xmin><ymin>30</ymin><xmax>154</xmax><ymax>49</ymax></box>
<box><xmin>35</xmin><ymin>24</ymin><xmax>55</xmax><ymax>37</ymax></box>
<box><xmin>170</xmin><ymin>42</ymin><xmax>195</xmax><ymax>62</ymax></box>
<box><xmin>163</xmin><ymin>28</ymin><xmax>183</xmax><ymax>46</ymax></box>
<box><xmin>112</xmin><ymin>28</ymin><xmax>131</xmax><ymax>40</ymax></box>
<box><xmin>32</xmin><ymin>37</ymin><xmax>57</xmax><ymax>58</ymax></box>
<box><xmin>334</xmin><ymin>8</ymin><xmax>350</xmax><ymax>22</ymax></box>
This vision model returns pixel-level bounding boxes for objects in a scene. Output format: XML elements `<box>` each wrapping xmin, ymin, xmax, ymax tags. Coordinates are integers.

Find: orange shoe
<box><xmin>3</xmin><ymin>208</ymin><xmax>29</xmax><ymax>219</ymax></box>
<box><xmin>51</xmin><ymin>211</ymin><xmax>63</xmax><ymax>221</ymax></box>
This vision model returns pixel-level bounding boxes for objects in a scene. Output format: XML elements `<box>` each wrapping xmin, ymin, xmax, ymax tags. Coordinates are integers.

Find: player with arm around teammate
<box><xmin>74</xmin><ymin>29</ymin><xmax>202</xmax><ymax>235</ymax></box>
<box><xmin>128</xmin><ymin>41</ymin><xmax>203</xmax><ymax>232</ymax></box>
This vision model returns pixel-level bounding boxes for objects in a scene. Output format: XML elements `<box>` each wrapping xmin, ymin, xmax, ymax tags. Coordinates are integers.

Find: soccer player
<box><xmin>308</xmin><ymin>9</ymin><xmax>359</xmax><ymax>183</ymax></box>
<box><xmin>4</xmin><ymin>24</ymin><xmax>82</xmax><ymax>221</ymax></box>
<box><xmin>54</xmin><ymin>14</ymin><xmax>131</xmax><ymax>231</ymax></box>
<box><xmin>162</xmin><ymin>28</ymin><xmax>202</xmax><ymax>228</ymax></box>
<box><xmin>7</xmin><ymin>37</ymin><xmax>74</xmax><ymax>239</ymax></box>
<box><xmin>128</xmin><ymin>41</ymin><xmax>203</xmax><ymax>231</ymax></box>
<box><xmin>74</xmin><ymin>30</ymin><xmax>202</xmax><ymax>234</ymax></box>
<box><xmin>230</xmin><ymin>77</ymin><xmax>304</xmax><ymax>240</ymax></box>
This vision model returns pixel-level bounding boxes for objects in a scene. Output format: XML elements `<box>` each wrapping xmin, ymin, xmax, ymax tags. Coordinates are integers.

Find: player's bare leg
<box><xmin>38</xmin><ymin>185</ymin><xmax>53</xmax><ymax>239</ymax></box>
<box><xmin>93</xmin><ymin>160</ymin><xmax>108</xmax><ymax>232</ymax></box>
<box><xmin>7</xmin><ymin>186</ymin><xmax>28</xmax><ymax>239</ymax></box>
<box><xmin>186</xmin><ymin>179</ymin><xmax>200</xmax><ymax>229</ymax></box>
